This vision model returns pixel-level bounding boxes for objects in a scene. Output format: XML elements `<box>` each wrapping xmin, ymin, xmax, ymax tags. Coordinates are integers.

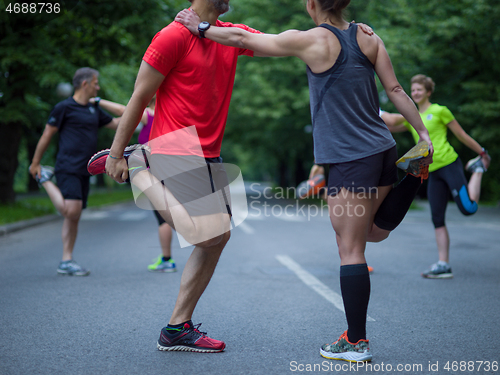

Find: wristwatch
<box><xmin>198</xmin><ymin>21</ymin><xmax>211</xmax><ymax>38</ymax></box>
<box><xmin>94</xmin><ymin>97</ymin><xmax>101</xmax><ymax>105</ymax></box>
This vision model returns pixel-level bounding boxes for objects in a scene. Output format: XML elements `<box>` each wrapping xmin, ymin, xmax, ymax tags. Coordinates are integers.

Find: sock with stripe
<box><xmin>165</xmin><ymin>320</ymin><xmax>192</xmax><ymax>337</ymax></box>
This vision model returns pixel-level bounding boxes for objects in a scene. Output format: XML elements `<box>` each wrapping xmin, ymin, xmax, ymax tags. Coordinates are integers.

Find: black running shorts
<box><xmin>327</xmin><ymin>146</ymin><xmax>398</xmax><ymax>197</ymax></box>
<box><xmin>55</xmin><ymin>173</ymin><xmax>90</xmax><ymax>208</ymax></box>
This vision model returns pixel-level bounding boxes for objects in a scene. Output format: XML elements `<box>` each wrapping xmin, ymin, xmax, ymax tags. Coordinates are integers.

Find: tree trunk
<box><xmin>26</xmin><ymin>137</ymin><xmax>39</xmax><ymax>192</ymax></box>
<box><xmin>0</xmin><ymin>122</ymin><xmax>22</xmax><ymax>204</ymax></box>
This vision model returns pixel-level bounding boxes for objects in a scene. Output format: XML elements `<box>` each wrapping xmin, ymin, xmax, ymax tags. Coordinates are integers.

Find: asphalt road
<box><xmin>1</xmin><ymin>194</ymin><xmax>499</xmax><ymax>375</ymax></box>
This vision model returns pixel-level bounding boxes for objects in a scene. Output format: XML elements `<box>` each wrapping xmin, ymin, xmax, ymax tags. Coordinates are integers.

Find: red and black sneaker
<box><xmin>87</xmin><ymin>144</ymin><xmax>150</xmax><ymax>176</ymax></box>
<box><xmin>157</xmin><ymin>321</ymin><xmax>226</xmax><ymax>353</ymax></box>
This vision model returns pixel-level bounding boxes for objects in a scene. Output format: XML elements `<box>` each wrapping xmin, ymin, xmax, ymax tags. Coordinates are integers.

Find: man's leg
<box><xmin>169</xmin><ymin>228</ymin><xmax>230</xmax><ymax>324</ymax></box>
<box><xmin>61</xmin><ymin>200</ymin><xmax>83</xmax><ymax>261</ymax></box>
<box><xmin>131</xmin><ymin>169</ymin><xmax>229</xmax><ymax>246</ymax></box>
<box><xmin>40</xmin><ymin>180</ymin><xmax>83</xmax><ymax>260</ymax></box>
<box><xmin>156</xmin><ymin>216</ymin><xmax>231</xmax><ymax>353</ymax></box>
<box><xmin>44</xmin><ymin>174</ymin><xmax>90</xmax><ymax>276</ymax></box>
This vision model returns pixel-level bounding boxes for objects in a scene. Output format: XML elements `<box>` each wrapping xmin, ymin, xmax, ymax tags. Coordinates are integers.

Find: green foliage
<box><xmin>0</xmin><ymin>0</ymin><xmax>187</xmax><ymax>200</ymax></box>
<box><xmin>1</xmin><ymin>0</ymin><xmax>499</xmax><ymax>202</ymax></box>
<box><xmin>364</xmin><ymin>0</ymin><xmax>500</xmax><ymax>201</ymax></box>
<box><xmin>222</xmin><ymin>0</ymin><xmax>315</xmax><ymax>186</ymax></box>
<box><xmin>0</xmin><ymin>188</ymin><xmax>133</xmax><ymax>225</ymax></box>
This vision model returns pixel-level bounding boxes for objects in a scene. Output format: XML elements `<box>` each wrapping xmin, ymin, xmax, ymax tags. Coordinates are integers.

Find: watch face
<box><xmin>199</xmin><ymin>21</ymin><xmax>210</xmax><ymax>30</ymax></box>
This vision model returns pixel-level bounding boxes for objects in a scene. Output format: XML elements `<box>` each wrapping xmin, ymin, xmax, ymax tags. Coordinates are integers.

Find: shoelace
<box><xmin>192</xmin><ymin>323</ymin><xmax>207</xmax><ymax>337</ymax></box>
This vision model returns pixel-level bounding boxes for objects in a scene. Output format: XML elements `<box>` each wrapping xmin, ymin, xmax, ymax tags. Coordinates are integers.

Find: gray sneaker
<box><xmin>465</xmin><ymin>156</ymin><xmax>486</xmax><ymax>173</ymax></box>
<box><xmin>422</xmin><ymin>262</ymin><xmax>453</xmax><ymax>279</ymax></box>
<box><xmin>30</xmin><ymin>165</ymin><xmax>55</xmax><ymax>186</ymax></box>
<box><xmin>57</xmin><ymin>260</ymin><xmax>90</xmax><ymax>276</ymax></box>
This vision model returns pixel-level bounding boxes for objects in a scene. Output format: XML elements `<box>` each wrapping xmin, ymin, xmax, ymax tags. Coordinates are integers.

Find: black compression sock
<box><xmin>162</xmin><ymin>257</ymin><xmax>171</xmax><ymax>262</ymax></box>
<box><xmin>374</xmin><ymin>174</ymin><xmax>422</xmax><ymax>231</ymax></box>
<box><xmin>340</xmin><ymin>264</ymin><xmax>370</xmax><ymax>343</ymax></box>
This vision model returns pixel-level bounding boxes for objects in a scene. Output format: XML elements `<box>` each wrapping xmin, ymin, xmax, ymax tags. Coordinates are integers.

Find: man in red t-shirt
<box><xmin>104</xmin><ymin>0</ymin><xmax>261</xmax><ymax>353</ymax></box>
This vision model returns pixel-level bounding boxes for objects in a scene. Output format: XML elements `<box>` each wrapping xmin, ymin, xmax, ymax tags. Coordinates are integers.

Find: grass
<box><xmin>0</xmin><ymin>189</ymin><xmax>134</xmax><ymax>226</ymax></box>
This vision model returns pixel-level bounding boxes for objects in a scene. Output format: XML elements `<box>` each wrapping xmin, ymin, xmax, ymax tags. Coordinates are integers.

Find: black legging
<box><xmin>427</xmin><ymin>157</ymin><xmax>477</xmax><ymax>228</ymax></box>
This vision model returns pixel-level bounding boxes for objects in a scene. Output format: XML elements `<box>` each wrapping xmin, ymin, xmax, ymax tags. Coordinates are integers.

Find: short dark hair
<box><xmin>73</xmin><ymin>67</ymin><xmax>99</xmax><ymax>90</ymax></box>
<box><xmin>411</xmin><ymin>74</ymin><xmax>435</xmax><ymax>94</ymax></box>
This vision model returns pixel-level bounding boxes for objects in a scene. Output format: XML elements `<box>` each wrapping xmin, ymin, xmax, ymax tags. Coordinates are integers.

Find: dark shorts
<box><xmin>148</xmin><ymin>154</ymin><xmax>232</xmax><ymax>217</ymax></box>
<box><xmin>327</xmin><ymin>146</ymin><xmax>398</xmax><ymax>196</ymax></box>
<box><xmin>55</xmin><ymin>172</ymin><xmax>90</xmax><ymax>209</ymax></box>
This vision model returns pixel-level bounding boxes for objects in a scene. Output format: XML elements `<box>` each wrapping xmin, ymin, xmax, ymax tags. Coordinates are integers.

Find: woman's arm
<box><xmin>381</xmin><ymin>112</ymin><xmax>407</xmax><ymax>132</ymax></box>
<box><xmin>175</xmin><ymin>9</ymin><xmax>321</xmax><ymax>63</ymax></box>
<box><xmin>447</xmin><ymin>120</ymin><xmax>491</xmax><ymax>169</ymax></box>
<box><xmin>370</xmin><ymin>36</ymin><xmax>433</xmax><ymax>158</ymax></box>
<box><xmin>92</xmin><ymin>99</ymin><xmax>126</xmax><ymax>117</ymax></box>
<box><xmin>92</xmin><ymin>98</ymin><xmax>149</xmax><ymax>126</ymax></box>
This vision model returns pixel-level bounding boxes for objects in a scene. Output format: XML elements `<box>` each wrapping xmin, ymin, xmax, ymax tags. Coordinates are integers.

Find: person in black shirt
<box><xmin>29</xmin><ymin>67</ymin><xmax>120</xmax><ymax>276</ymax></box>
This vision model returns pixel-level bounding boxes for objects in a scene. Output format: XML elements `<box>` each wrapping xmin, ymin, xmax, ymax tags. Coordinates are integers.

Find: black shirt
<box><xmin>47</xmin><ymin>97</ymin><xmax>113</xmax><ymax>175</ymax></box>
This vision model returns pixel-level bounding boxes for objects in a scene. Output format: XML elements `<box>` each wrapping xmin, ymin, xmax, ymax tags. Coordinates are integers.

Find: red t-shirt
<box><xmin>143</xmin><ymin>20</ymin><xmax>260</xmax><ymax>157</ymax></box>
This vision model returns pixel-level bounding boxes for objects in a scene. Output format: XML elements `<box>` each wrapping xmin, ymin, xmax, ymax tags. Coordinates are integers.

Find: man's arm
<box><xmin>175</xmin><ymin>9</ymin><xmax>374</xmax><ymax>58</ymax></box>
<box><xmin>105</xmin><ymin>61</ymin><xmax>165</xmax><ymax>183</ymax></box>
<box><xmin>29</xmin><ymin>124</ymin><xmax>58</xmax><ymax>179</ymax></box>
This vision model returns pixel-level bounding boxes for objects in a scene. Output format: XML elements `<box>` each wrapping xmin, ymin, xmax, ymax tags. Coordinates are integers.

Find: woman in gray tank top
<box><xmin>177</xmin><ymin>0</ymin><xmax>433</xmax><ymax>363</ymax></box>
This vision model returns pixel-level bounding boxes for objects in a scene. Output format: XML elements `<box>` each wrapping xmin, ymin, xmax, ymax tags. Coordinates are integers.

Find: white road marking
<box><xmin>276</xmin><ymin>255</ymin><xmax>375</xmax><ymax>322</ymax></box>
<box><xmin>80</xmin><ymin>211</ymin><xmax>110</xmax><ymax>221</ymax></box>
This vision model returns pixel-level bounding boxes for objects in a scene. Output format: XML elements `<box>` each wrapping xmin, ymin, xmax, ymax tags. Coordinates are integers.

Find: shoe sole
<box><xmin>320</xmin><ymin>348</ymin><xmax>372</xmax><ymax>362</ymax></box>
<box><xmin>422</xmin><ymin>273</ymin><xmax>453</xmax><ymax>279</ymax></box>
<box><xmin>57</xmin><ymin>270</ymin><xmax>91</xmax><ymax>276</ymax></box>
<box><xmin>87</xmin><ymin>144</ymin><xmax>147</xmax><ymax>176</ymax></box>
<box><xmin>148</xmin><ymin>268</ymin><xmax>177</xmax><ymax>273</ymax></box>
<box><xmin>157</xmin><ymin>342</ymin><xmax>225</xmax><ymax>353</ymax></box>
<box><xmin>297</xmin><ymin>175</ymin><xmax>326</xmax><ymax>199</ymax></box>
<box><xmin>465</xmin><ymin>156</ymin><xmax>486</xmax><ymax>173</ymax></box>
<box><xmin>396</xmin><ymin>142</ymin><xmax>429</xmax><ymax>171</ymax></box>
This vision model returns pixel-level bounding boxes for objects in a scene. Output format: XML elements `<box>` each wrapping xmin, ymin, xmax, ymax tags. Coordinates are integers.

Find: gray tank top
<box><xmin>307</xmin><ymin>23</ymin><xmax>395</xmax><ymax>164</ymax></box>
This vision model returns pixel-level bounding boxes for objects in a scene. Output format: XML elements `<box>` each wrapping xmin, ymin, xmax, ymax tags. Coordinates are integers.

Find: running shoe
<box><xmin>422</xmin><ymin>262</ymin><xmax>453</xmax><ymax>279</ymax></box>
<box><xmin>30</xmin><ymin>165</ymin><xmax>54</xmax><ymax>186</ymax></box>
<box><xmin>87</xmin><ymin>144</ymin><xmax>150</xmax><ymax>176</ymax></box>
<box><xmin>465</xmin><ymin>156</ymin><xmax>487</xmax><ymax>173</ymax></box>
<box><xmin>396</xmin><ymin>141</ymin><xmax>430</xmax><ymax>180</ymax></box>
<box><xmin>148</xmin><ymin>256</ymin><xmax>177</xmax><ymax>273</ymax></box>
<box><xmin>57</xmin><ymin>260</ymin><xmax>90</xmax><ymax>276</ymax></box>
<box><xmin>320</xmin><ymin>331</ymin><xmax>372</xmax><ymax>362</ymax></box>
<box><xmin>157</xmin><ymin>321</ymin><xmax>226</xmax><ymax>353</ymax></box>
